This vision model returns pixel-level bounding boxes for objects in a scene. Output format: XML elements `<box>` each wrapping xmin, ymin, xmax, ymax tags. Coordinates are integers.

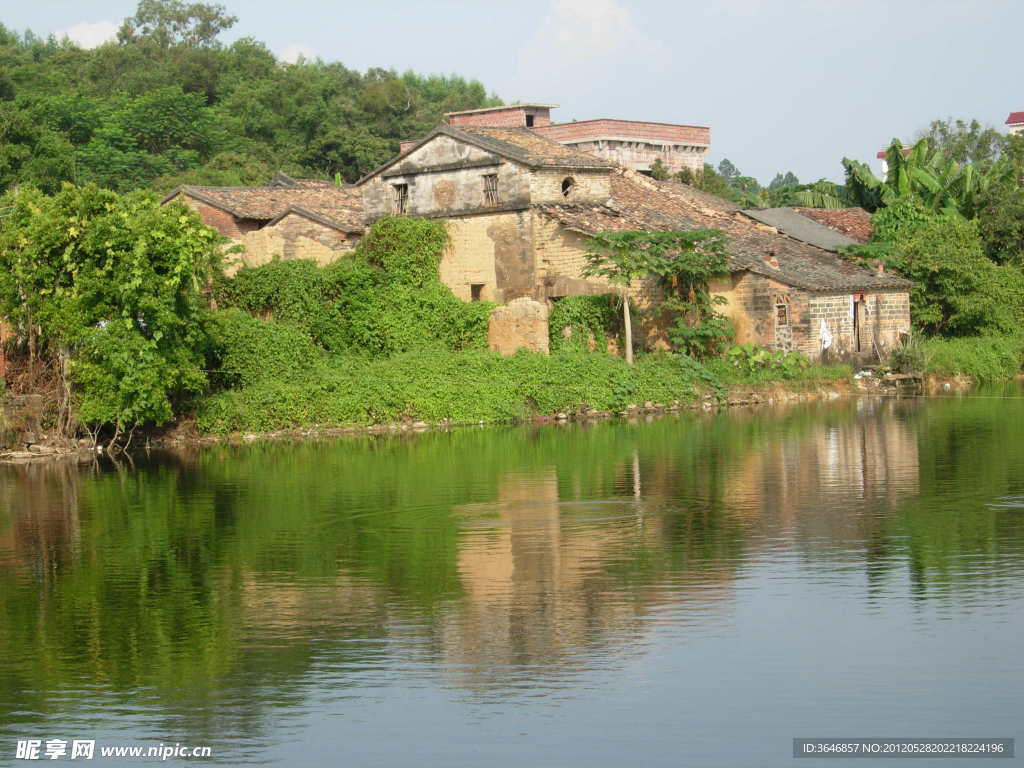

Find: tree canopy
<box><xmin>0</xmin><ymin>1</ymin><xmax>501</xmax><ymax>194</ymax></box>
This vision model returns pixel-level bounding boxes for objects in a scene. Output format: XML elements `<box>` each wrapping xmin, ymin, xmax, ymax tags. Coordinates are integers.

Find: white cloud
<box><xmin>56</xmin><ymin>20</ymin><xmax>118</xmax><ymax>49</ymax></box>
<box><xmin>514</xmin><ymin>0</ymin><xmax>664</xmax><ymax>98</ymax></box>
<box><xmin>278</xmin><ymin>43</ymin><xmax>317</xmax><ymax>64</ymax></box>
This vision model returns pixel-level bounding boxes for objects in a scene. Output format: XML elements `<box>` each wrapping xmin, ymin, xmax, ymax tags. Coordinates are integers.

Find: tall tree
<box><xmin>117</xmin><ymin>0</ymin><xmax>237</xmax><ymax>48</ymax></box>
<box><xmin>916</xmin><ymin>118</ymin><xmax>1007</xmax><ymax>167</ymax></box>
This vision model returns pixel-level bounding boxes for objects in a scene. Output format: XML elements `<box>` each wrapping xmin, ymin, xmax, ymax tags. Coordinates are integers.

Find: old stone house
<box><xmin>162</xmin><ymin>173</ymin><xmax>363</xmax><ymax>272</ymax></box>
<box><xmin>358</xmin><ymin>122</ymin><xmax>911</xmax><ymax>360</ymax></box>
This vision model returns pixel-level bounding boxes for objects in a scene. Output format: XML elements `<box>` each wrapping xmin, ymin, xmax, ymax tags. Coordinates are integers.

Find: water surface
<box><xmin>2</xmin><ymin>387</ymin><xmax>1023</xmax><ymax>766</ymax></box>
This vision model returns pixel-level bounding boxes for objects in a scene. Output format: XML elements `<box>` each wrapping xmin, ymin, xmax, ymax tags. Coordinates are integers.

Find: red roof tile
<box><xmin>792</xmin><ymin>207</ymin><xmax>873</xmax><ymax>243</ymax></box>
<box><xmin>1006</xmin><ymin>112</ymin><xmax>1024</xmax><ymax>125</ymax></box>
<box><xmin>537</xmin><ymin>169</ymin><xmax>907</xmax><ymax>292</ymax></box>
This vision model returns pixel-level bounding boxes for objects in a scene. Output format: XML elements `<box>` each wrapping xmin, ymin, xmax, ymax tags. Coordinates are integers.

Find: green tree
<box><xmin>717</xmin><ymin>158</ymin><xmax>740</xmax><ymax>180</ymax></box>
<box><xmin>583</xmin><ymin>230</ymin><xmax>732</xmax><ymax>363</ymax></box>
<box><xmin>117</xmin><ymin>0</ymin><xmax>238</xmax><ymax>48</ymax></box>
<box><xmin>649</xmin><ymin>158</ymin><xmax>670</xmax><ymax>181</ymax></box>
<box><xmin>0</xmin><ymin>184</ymin><xmax>224</xmax><ymax>438</ymax></box>
<box><xmin>917</xmin><ymin>118</ymin><xmax>1007</xmax><ymax>166</ymax></box>
<box><xmin>769</xmin><ymin>171</ymin><xmax>799</xmax><ymax>190</ymax></box>
<box><xmin>843</xmin><ymin>138</ymin><xmax>1013</xmax><ymax>218</ymax></box>
<box><xmin>978</xmin><ymin>183</ymin><xmax>1024</xmax><ymax>266</ymax></box>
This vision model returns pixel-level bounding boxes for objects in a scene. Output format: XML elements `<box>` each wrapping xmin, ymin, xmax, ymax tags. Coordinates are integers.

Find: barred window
<box><xmin>483</xmin><ymin>174</ymin><xmax>499</xmax><ymax>206</ymax></box>
<box><xmin>392</xmin><ymin>183</ymin><xmax>409</xmax><ymax>215</ymax></box>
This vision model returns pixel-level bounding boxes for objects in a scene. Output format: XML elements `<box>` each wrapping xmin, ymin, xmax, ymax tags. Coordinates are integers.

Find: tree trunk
<box><xmin>622</xmin><ymin>288</ymin><xmax>633</xmax><ymax>365</ymax></box>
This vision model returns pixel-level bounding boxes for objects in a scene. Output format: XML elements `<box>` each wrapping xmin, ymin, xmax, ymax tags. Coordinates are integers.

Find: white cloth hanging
<box><xmin>819</xmin><ymin>317</ymin><xmax>833</xmax><ymax>350</ymax></box>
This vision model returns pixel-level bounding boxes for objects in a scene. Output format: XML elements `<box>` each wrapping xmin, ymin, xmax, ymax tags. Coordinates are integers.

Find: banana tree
<box><xmin>844</xmin><ymin>138</ymin><xmax>1013</xmax><ymax>218</ymax></box>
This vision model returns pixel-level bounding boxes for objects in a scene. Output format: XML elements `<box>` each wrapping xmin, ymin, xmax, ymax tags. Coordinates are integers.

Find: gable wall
<box><xmin>175</xmin><ymin>194</ymin><xmax>263</xmax><ymax>240</ymax></box>
<box><xmin>233</xmin><ymin>213</ymin><xmax>356</xmax><ymax>274</ymax></box>
<box><xmin>529</xmin><ymin>168</ymin><xmax>611</xmax><ymax>205</ymax></box>
<box><xmin>362</xmin><ymin>135</ymin><xmax>534</xmax><ymax>219</ymax></box>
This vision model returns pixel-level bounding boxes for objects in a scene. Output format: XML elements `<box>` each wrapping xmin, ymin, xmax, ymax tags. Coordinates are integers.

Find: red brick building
<box><xmin>444</xmin><ymin>104</ymin><xmax>709</xmax><ymax>176</ymax></box>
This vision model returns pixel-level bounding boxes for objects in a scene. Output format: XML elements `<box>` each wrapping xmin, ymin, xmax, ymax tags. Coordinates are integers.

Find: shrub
<box><xmin>213</xmin><ymin>218</ymin><xmax>493</xmax><ymax>357</ymax></box>
<box><xmin>548</xmin><ymin>294</ymin><xmax>621</xmax><ymax>352</ymax></box>
<box><xmin>921</xmin><ymin>336</ymin><xmax>1024</xmax><ymax>381</ymax></box>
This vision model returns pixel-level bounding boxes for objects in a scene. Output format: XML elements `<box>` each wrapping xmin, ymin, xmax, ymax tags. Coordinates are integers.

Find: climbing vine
<box><xmin>548</xmin><ymin>295</ymin><xmax>622</xmax><ymax>352</ymax></box>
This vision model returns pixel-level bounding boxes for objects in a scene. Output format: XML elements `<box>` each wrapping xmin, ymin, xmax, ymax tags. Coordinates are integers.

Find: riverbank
<box><xmin>0</xmin><ymin>365</ymin><xmax>899</xmax><ymax>461</ymax></box>
<box><xmin>3</xmin><ymin>352</ymin><xmax>1020</xmax><ymax>463</ymax></box>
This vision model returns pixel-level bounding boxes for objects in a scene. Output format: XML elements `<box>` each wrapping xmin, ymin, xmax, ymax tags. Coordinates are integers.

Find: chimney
<box><xmin>876</xmin><ymin>261</ymin><xmax>885</xmax><ymax>276</ymax></box>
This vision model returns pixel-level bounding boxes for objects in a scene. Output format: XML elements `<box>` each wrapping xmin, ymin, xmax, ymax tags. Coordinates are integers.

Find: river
<box><xmin>2</xmin><ymin>388</ymin><xmax>1023</xmax><ymax>766</ymax></box>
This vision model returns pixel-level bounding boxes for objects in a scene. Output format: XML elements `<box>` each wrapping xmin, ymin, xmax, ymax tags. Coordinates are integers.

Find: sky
<box><xmin>6</xmin><ymin>0</ymin><xmax>1023</xmax><ymax>184</ymax></box>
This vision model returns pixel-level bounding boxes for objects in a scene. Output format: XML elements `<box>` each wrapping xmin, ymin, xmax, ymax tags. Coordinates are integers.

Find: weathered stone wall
<box><xmin>807</xmin><ymin>290</ymin><xmax>910</xmax><ymax>359</ymax></box>
<box><xmin>173</xmin><ymin>196</ymin><xmax>355</xmax><ymax>275</ymax></box>
<box><xmin>441</xmin><ymin>212</ymin><xmax>535</xmax><ymax>302</ymax></box>
<box><xmin>714</xmin><ymin>271</ymin><xmax>911</xmax><ymax>360</ymax></box>
<box><xmin>536</xmin><ymin>119</ymin><xmax>710</xmax><ymax>145</ymax></box>
<box><xmin>0</xmin><ymin>394</ymin><xmax>44</xmax><ymax>450</ymax></box>
<box><xmin>361</xmin><ymin>135</ymin><xmax>532</xmax><ymax>220</ymax></box>
<box><xmin>488</xmin><ymin>297</ymin><xmax>549</xmax><ymax>356</ymax></box>
<box><xmin>535</xmin><ymin>119</ymin><xmax>710</xmax><ymax>175</ymax></box>
<box><xmin>233</xmin><ymin>214</ymin><xmax>356</xmax><ymax>273</ymax></box>
<box><xmin>558</xmin><ymin>139</ymin><xmax>706</xmax><ymax>175</ymax></box>
<box><xmin>529</xmin><ymin>168</ymin><xmax>611</xmax><ymax>205</ymax></box>
<box><xmin>712</xmin><ymin>271</ymin><xmax>808</xmax><ymax>351</ymax></box>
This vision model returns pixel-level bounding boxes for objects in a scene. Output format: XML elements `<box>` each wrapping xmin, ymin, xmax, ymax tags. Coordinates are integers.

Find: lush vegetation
<box><xmin>833</xmin><ymin>122</ymin><xmax>1024</xmax><ymax>379</ymax></box>
<box><xmin>0</xmin><ymin>1</ymin><xmax>500</xmax><ymax>194</ymax></box>
<box><xmin>0</xmin><ymin>183</ymin><xmax>222</xmax><ymax>439</ymax></box>
<box><xmin>582</xmin><ymin>229</ymin><xmax>734</xmax><ymax>363</ymax></box>
<box><xmin>213</xmin><ymin>218</ymin><xmax>493</xmax><ymax>357</ymax></box>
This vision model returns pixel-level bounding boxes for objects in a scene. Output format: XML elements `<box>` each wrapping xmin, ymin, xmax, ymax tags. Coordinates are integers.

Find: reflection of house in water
<box><xmin>440</xmin><ymin>469</ymin><xmax>737</xmax><ymax>691</ymax></box>
<box><xmin>724</xmin><ymin>399</ymin><xmax>919</xmax><ymax>540</ymax></box>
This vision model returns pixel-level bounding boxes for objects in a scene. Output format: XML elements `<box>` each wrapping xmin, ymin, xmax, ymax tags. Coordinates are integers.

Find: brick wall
<box><xmin>711</xmin><ymin>274</ymin><xmax>912</xmax><ymax>361</ymax></box>
<box><xmin>235</xmin><ymin>213</ymin><xmax>356</xmax><ymax>273</ymax></box>
<box><xmin>448</xmin><ymin>106</ymin><xmax>552</xmax><ymax>128</ymax></box>
<box><xmin>806</xmin><ymin>290</ymin><xmax>910</xmax><ymax>359</ymax></box>
<box><xmin>175</xmin><ymin>195</ymin><xmax>262</xmax><ymax>240</ymax></box>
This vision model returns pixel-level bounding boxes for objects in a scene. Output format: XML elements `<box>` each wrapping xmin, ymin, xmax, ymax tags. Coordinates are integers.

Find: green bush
<box><xmin>196</xmin><ymin>349</ymin><xmax>707</xmax><ymax>434</ymax></box>
<box><xmin>921</xmin><ymin>336</ymin><xmax>1024</xmax><ymax>381</ymax></box>
<box><xmin>213</xmin><ymin>218</ymin><xmax>493</xmax><ymax>357</ymax></box>
<box><xmin>548</xmin><ymin>294</ymin><xmax>621</xmax><ymax>352</ymax></box>
<box><xmin>206</xmin><ymin>309</ymin><xmax>327</xmax><ymax>389</ymax></box>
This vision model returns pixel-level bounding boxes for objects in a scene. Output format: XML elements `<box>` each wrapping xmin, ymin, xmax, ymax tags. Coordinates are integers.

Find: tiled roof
<box><xmin>1006</xmin><ymin>112</ymin><xmax>1024</xmax><ymax>125</ymax></box>
<box><xmin>742</xmin><ymin>208</ymin><xmax>859</xmax><ymax>252</ymax></box>
<box><xmin>793</xmin><ymin>207</ymin><xmax>873</xmax><ymax>243</ymax></box>
<box><xmin>267</xmin><ymin>200</ymin><xmax>365</xmax><ymax>233</ymax></box>
<box><xmin>268</xmin><ymin>171</ymin><xmax>336</xmax><ymax>189</ymax></box>
<box><xmin>165</xmin><ymin>182</ymin><xmax>363</xmax><ymax>232</ymax></box>
<box><xmin>876</xmin><ymin>148</ymin><xmax>912</xmax><ymax>159</ymax></box>
<box><xmin>537</xmin><ymin>169</ymin><xmax>909</xmax><ymax>292</ymax></box>
<box><xmin>456</xmin><ymin>126</ymin><xmax>613</xmax><ymax>169</ymax></box>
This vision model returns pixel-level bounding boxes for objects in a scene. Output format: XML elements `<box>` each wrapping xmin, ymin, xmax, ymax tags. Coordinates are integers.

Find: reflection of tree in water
<box><xmin>2</xmin><ymin>392</ymin><xmax>1023</xmax><ymax>725</ymax></box>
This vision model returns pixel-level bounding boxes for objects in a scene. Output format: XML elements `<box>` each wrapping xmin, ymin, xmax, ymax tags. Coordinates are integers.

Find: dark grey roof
<box><xmin>741</xmin><ymin>207</ymin><xmax>859</xmax><ymax>252</ymax></box>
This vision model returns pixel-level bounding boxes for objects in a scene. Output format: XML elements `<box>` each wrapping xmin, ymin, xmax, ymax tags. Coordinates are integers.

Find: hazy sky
<box><xmin>7</xmin><ymin>0</ymin><xmax>1023</xmax><ymax>184</ymax></box>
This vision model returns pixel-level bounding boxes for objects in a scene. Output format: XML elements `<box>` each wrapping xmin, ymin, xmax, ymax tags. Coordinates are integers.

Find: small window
<box><xmin>776</xmin><ymin>303</ymin><xmax>789</xmax><ymax>326</ymax></box>
<box><xmin>482</xmin><ymin>174</ymin><xmax>499</xmax><ymax>206</ymax></box>
<box><xmin>470</xmin><ymin>284</ymin><xmax>484</xmax><ymax>302</ymax></box>
<box><xmin>561</xmin><ymin>177</ymin><xmax>575</xmax><ymax>198</ymax></box>
<box><xmin>525</xmin><ymin>114</ymin><xmax>535</xmax><ymax>127</ymax></box>
<box><xmin>392</xmin><ymin>183</ymin><xmax>408</xmax><ymax>215</ymax></box>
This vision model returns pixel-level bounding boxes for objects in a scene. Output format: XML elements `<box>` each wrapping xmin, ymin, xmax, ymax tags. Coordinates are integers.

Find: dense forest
<box><xmin>0</xmin><ymin>1</ymin><xmax>501</xmax><ymax>194</ymax></box>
